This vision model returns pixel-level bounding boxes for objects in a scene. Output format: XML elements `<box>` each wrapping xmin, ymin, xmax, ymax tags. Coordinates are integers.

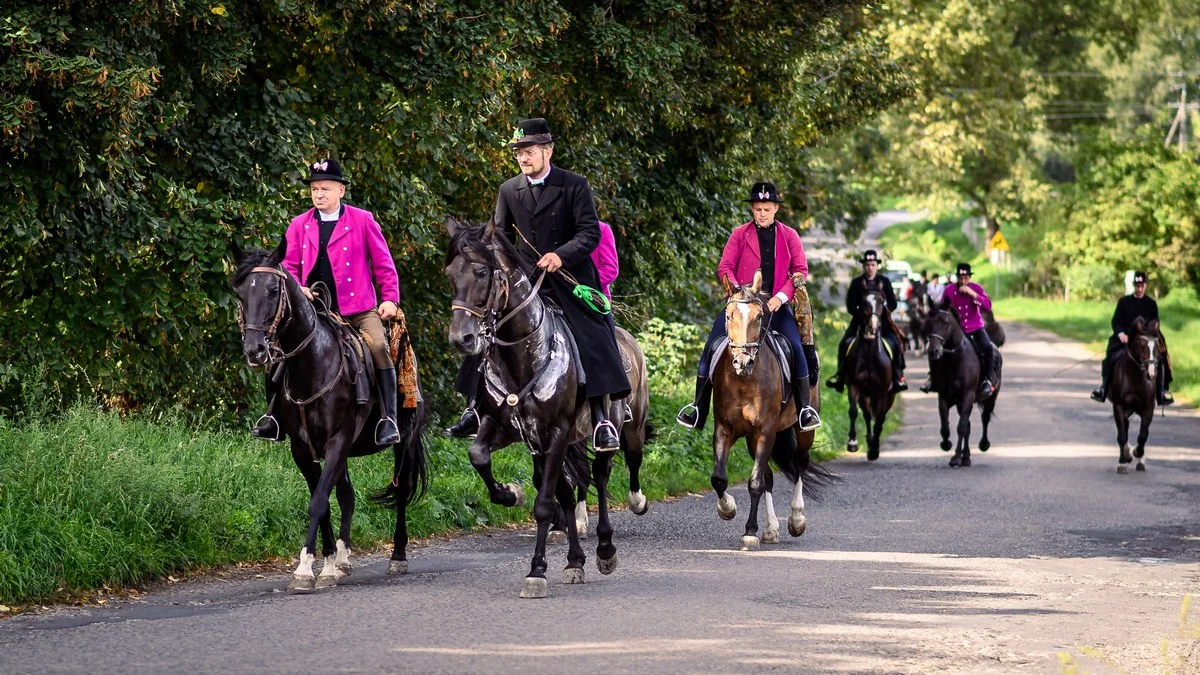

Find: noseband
<box><xmin>237</xmin><ymin>266</ymin><xmax>317</xmax><ymax>363</ymax></box>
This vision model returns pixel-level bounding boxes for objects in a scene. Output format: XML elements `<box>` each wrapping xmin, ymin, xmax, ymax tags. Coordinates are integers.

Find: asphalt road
<box><xmin>4</xmin><ymin>321</ymin><xmax>1199</xmax><ymax>673</ymax></box>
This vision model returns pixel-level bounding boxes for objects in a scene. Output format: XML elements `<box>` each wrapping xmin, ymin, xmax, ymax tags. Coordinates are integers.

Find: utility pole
<box><xmin>1165</xmin><ymin>82</ymin><xmax>1200</xmax><ymax>151</ymax></box>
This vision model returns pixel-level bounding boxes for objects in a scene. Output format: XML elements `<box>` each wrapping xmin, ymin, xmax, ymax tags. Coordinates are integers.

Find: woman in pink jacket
<box><xmin>251</xmin><ymin>158</ymin><xmax>404</xmax><ymax>446</ymax></box>
<box><xmin>676</xmin><ymin>182</ymin><xmax>820</xmax><ymax>432</ymax></box>
<box><xmin>591</xmin><ymin>221</ymin><xmax>619</xmax><ymax>298</ymax></box>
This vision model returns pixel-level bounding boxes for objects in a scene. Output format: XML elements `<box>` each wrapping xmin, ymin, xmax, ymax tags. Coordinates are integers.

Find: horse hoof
<box><xmin>547</xmin><ymin>530</ymin><xmax>568</xmax><ymax>544</ymax></box>
<box><xmin>387</xmin><ymin>560</ymin><xmax>409</xmax><ymax>575</ymax></box>
<box><xmin>1117</xmin><ymin>464</ymin><xmax>1128</xmax><ymax>474</ymax></box>
<box><xmin>562</xmin><ymin>567</ymin><xmax>585</xmax><ymax>584</ymax></box>
<box><xmin>1136</xmin><ymin>462</ymin><xmax>1146</xmax><ymax>472</ymax></box>
<box><xmin>520</xmin><ymin>576</ymin><xmax>549</xmax><ymax>599</ymax></box>
<box><xmin>716</xmin><ymin>494</ymin><xmax>737</xmax><ymax>521</ymax></box>
<box><xmin>740</xmin><ymin>536</ymin><xmax>760</xmax><ymax>551</ymax></box>
<box><xmin>978</xmin><ymin>439</ymin><xmax>990</xmax><ymax>452</ymax></box>
<box><xmin>287</xmin><ymin>575</ymin><xmax>316</xmax><ymax>593</ymax></box>
<box><xmin>867</xmin><ymin>447</ymin><xmax>880</xmax><ymax>462</ymax></box>
<box><xmin>314</xmin><ymin>574</ymin><xmax>340</xmax><ymax>589</ymax></box>
<box><xmin>506</xmin><ymin>482</ymin><xmax>526</xmax><ymax>507</ymax></box>
<box><xmin>960</xmin><ymin>455</ymin><xmax>972</xmax><ymax>467</ymax></box>
<box><xmin>597</xmin><ymin>556</ymin><xmax>618</xmax><ymax>575</ymax></box>
<box><xmin>627</xmin><ymin>490</ymin><xmax>649</xmax><ymax>515</ymax></box>
<box><xmin>940</xmin><ymin>440</ymin><xmax>953</xmax><ymax>452</ymax></box>
<box><xmin>949</xmin><ymin>455</ymin><xmax>961</xmax><ymax>468</ymax></box>
<box><xmin>575</xmin><ymin>502</ymin><xmax>589</xmax><ymax>539</ymax></box>
<box><xmin>762</xmin><ymin>528</ymin><xmax>781</xmax><ymax>544</ymax></box>
<box><xmin>847</xmin><ymin>440</ymin><xmax>858</xmax><ymax>453</ymax></box>
<box><xmin>788</xmin><ymin>514</ymin><xmax>807</xmax><ymax>537</ymax></box>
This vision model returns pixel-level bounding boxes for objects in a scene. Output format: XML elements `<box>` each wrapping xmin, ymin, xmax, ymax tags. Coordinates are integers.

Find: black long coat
<box><xmin>493</xmin><ymin>166</ymin><xmax>630</xmax><ymax>399</ymax></box>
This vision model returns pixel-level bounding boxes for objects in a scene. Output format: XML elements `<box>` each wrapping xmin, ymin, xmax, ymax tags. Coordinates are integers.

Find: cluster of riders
<box><xmin>231</xmin><ymin>117</ymin><xmax>1177</xmax><ymax>596</ymax></box>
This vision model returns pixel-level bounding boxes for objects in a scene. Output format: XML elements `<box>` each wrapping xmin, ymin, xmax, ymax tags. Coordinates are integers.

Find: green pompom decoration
<box><xmin>572</xmin><ymin>284</ymin><xmax>611</xmax><ymax>314</ymax></box>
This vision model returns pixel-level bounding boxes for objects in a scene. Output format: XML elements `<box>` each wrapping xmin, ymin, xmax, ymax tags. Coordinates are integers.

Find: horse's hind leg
<box><xmin>623</xmin><ymin>423</ymin><xmax>649</xmax><ymax>516</ymax></box>
<box><xmin>468</xmin><ymin>434</ymin><xmax>525</xmax><ymax>507</ymax></box>
<box><xmin>592</xmin><ymin>452</ymin><xmax>619</xmax><ymax>574</ymax></box>
<box><xmin>846</xmin><ymin>391</ymin><xmax>860</xmax><ymax>453</ymax></box>
<box><xmin>950</xmin><ymin>400</ymin><xmax>972</xmax><ymax>467</ymax></box>
<box><xmin>741</xmin><ymin>432</ymin><xmax>772</xmax><ymax>550</ymax></box>
<box><xmin>556</xmin><ymin>464</ymin><xmax>588</xmax><ymax>585</ymax></box>
<box><xmin>574</xmin><ymin>484</ymin><xmax>589</xmax><ymax>539</ymax></box>
<box><xmin>712</xmin><ymin>426</ymin><xmax>737</xmax><ymax>521</ymax></box>
<box><xmin>978</xmin><ymin>398</ymin><xmax>995</xmax><ymax>452</ymax></box>
<box><xmin>1114</xmin><ymin>406</ymin><xmax>1132</xmax><ymax>473</ymax></box>
<box><xmin>762</xmin><ymin>469</ymin><xmax>781</xmax><ymax>544</ymax></box>
<box><xmin>1134</xmin><ymin>408</ymin><xmax>1153</xmax><ymax>472</ymax></box>
<box><xmin>861</xmin><ymin>399</ymin><xmax>878</xmax><ymax>461</ymax></box>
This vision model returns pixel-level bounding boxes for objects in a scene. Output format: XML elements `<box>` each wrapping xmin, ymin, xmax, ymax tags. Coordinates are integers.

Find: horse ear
<box><xmin>751</xmin><ymin>269</ymin><xmax>763</xmax><ymax>294</ymax></box>
<box><xmin>483</xmin><ymin>218</ymin><xmax>497</xmax><ymax>240</ymax></box>
<box><xmin>445</xmin><ymin>215</ymin><xmax>460</xmax><ymax>237</ymax></box>
<box><xmin>722</xmin><ymin>275</ymin><xmax>734</xmax><ymax>298</ymax></box>
<box><xmin>1131</xmin><ymin>316</ymin><xmax>1145</xmax><ymax>333</ymax></box>
<box><xmin>1146</xmin><ymin>318</ymin><xmax>1159</xmax><ymax>334</ymax></box>
<box><xmin>268</xmin><ymin>238</ymin><xmax>287</xmax><ymax>265</ymax></box>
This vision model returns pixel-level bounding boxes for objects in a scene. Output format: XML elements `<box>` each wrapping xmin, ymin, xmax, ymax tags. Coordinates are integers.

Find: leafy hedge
<box><xmin>2</xmin><ymin>1</ymin><xmax>907</xmax><ymax>424</ymax></box>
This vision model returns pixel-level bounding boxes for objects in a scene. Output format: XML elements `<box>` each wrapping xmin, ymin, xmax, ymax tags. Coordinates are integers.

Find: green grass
<box><xmin>993</xmin><ymin>290</ymin><xmax>1200</xmax><ymax>406</ymax></box>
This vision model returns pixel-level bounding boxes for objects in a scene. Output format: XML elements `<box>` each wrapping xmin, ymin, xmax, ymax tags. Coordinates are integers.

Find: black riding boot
<box><xmin>1091</xmin><ymin>355</ymin><xmax>1111</xmax><ymax>402</ymax></box>
<box><xmin>591</xmin><ymin>397</ymin><xmax>620</xmax><ymax>451</ymax></box>
<box><xmin>375</xmin><ymin>368</ymin><xmax>401</xmax><ymax>445</ymax></box>
<box><xmin>251</xmin><ymin>365</ymin><xmax>284</xmax><ymax>441</ymax></box>
<box><xmin>794</xmin><ymin>379</ymin><xmax>821</xmax><ymax>431</ymax></box>
<box><xmin>676</xmin><ymin>376</ymin><xmax>713</xmax><ymax>430</ymax></box>
<box><xmin>443</xmin><ymin>402</ymin><xmax>479</xmax><ymax>438</ymax></box>
<box><xmin>825</xmin><ymin>338</ymin><xmax>850</xmax><ymax>392</ymax></box>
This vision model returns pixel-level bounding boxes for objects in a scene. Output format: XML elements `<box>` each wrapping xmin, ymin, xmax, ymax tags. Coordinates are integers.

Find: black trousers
<box><xmin>965</xmin><ymin>328</ymin><xmax>994</xmax><ymax>382</ymax></box>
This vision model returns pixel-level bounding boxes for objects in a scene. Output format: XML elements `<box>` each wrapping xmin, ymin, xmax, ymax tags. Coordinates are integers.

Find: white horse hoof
<box><xmin>314</xmin><ymin>574</ymin><xmax>340</xmax><ymax>589</ymax></box>
<box><xmin>387</xmin><ymin>560</ymin><xmax>409</xmax><ymax>575</ymax></box>
<box><xmin>627</xmin><ymin>490</ymin><xmax>649</xmax><ymax>515</ymax></box>
<box><xmin>716</xmin><ymin>494</ymin><xmax>737</xmax><ymax>520</ymax></box>
<box><xmin>506</xmin><ymin>482</ymin><xmax>526</xmax><ymax>506</ymax></box>
<box><xmin>520</xmin><ymin>576</ymin><xmax>549</xmax><ymax>599</ymax></box>
<box><xmin>287</xmin><ymin>575</ymin><xmax>316</xmax><ymax>593</ymax></box>
<box><xmin>762</xmin><ymin>528</ymin><xmax>781</xmax><ymax>544</ymax></box>
<box><xmin>740</xmin><ymin>536</ymin><xmax>760</xmax><ymax>551</ymax></box>
<box><xmin>1117</xmin><ymin>464</ymin><xmax>1129</xmax><ymax>474</ymax></box>
<box><xmin>789</xmin><ymin>514</ymin><xmax>808</xmax><ymax>537</ymax></box>
<box><xmin>597</xmin><ymin>556</ymin><xmax>618</xmax><ymax>575</ymax></box>
<box><xmin>547</xmin><ymin>530</ymin><xmax>568</xmax><ymax>544</ymax></box>
<box><xmin>562</xmin><ymin>567</ymin><xmax>585</xmax><ymax>584</ymax></box>
<box><xmin>575</xmin><ymin>501</ymin><xmax>589</xmax><ymax>539</ymax></box>
<box><xmin>847</xmin><ymin>439</ymin><xmax>858</xmax><ymax>453</ymax></box>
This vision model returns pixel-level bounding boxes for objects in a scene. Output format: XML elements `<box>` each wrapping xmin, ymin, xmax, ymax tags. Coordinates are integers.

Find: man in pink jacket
<box><xmin>676</xmin><ymin>181</ymin><xmax>820</xmax><ymax>432</ymax></box>
<box><xmin>251</xmin><ymin>158</ymin><xmax>404</xmax><ymax>445</ymax></box>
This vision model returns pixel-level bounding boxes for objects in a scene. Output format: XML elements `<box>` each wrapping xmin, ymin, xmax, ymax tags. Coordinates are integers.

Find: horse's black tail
<box><xmin>770</xmin><ymin>427</ymin><xmax>841</xmax><ymax>501</ymax></box>
<box><xmin>643</xmin><ymin>420</ymin><xmax>657</xmax><ymax>445</ymax></box>
<box><xmin>369</xmin><ymin>404</ymin><xmax>430</xmax><ymax>508</ymax></box>
<box><xmin>563</xmin><ymin>441</ymin><xmax>592</xmax><ymax>492</ymax></box>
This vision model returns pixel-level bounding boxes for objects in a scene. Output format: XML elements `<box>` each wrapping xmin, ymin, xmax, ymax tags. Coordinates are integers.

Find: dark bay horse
<box><xmin>444</xmin><ymin>217</ymin><xmax>651</xmax><ymax>598</ymax></box>
<box><xmin>232</xmin><ymin>245</ymin><xmax>428</xmax><ymax>591</ymax></box>
<box><xmin>907</xmin><ymin>286</ymin><xmax>935</xmax><ymax>355</ymax></box>
<box><xmin>845</xmin><ymin>290</ymin><xmax>897</xmax><ymax>461</ymax></box>
<box><xmin>711</xmin><ymin>273</ymin><xmax>833</xmax><ymax>550</ymax></box>
<box><xmin>927</xmin><ymin>309</ymin><xmax>1001</xmax><ymax>467</ymax></box>
<box><xmin>1109</xmin><ymin>317</ymin><xmax>1160</xmax><ymax>473</ymax></box>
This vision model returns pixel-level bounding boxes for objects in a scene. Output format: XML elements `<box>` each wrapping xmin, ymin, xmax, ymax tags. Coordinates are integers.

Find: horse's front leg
<box><xmin>978</xmin><ymin>397</ymin><xmax>995</xmax><ymax>452</ymax></box>
<box><xmin>1114</xmin><ymin>405</ymin><xmax>1132</xmax><ymax>472</ymax></box>
<box><xmin>868</xmin><ymin>396</ymin><xmax>889</xmax><ymax>462</ymax></box>
<box><xmin>937</xmin><ymin>394</ymin><xmax>952</xmax><ymax>452</ymax></box>
<box><xmin>950</xmin><ymin>398</ymin><xmax>973</xmax><ymax>467</ymax></box>
<box><xmin>860</xmin><ymin>397</ymin><xmax>877</xmax><ymax>461</ymax></box>
<box><xmin>556</xmin><ymin>447</ymin><xmax>588</xmax><ymax>584</ymax></box>
<box><xmin>846</xmin><ymin>389</ymin><xmax>860</xmax><ymax>453</ymax></box>
<box><xmin>741</xmin><ymin>431</ymin><xmax>773</xmax><ymax>550</ymax></box>
<box><xmin>1134</xmin><ymin>407</ymin><xmax>1153</xmax><ymax>472</ymax></box>
<box><xmin>291</xmin><ymin>443</ymin><xmax>348</xmax><ymax>592</ymax></box>
<box><xmin>712</xmin><ymin>423</ymin><xmax>738</xmax><ymax>520</ymax></box>
<box><xmin>521</xmin><ymin>429</ymin><xmax>571</xmax><ymax>599</ymax></box>
<box><xmin>467</xmin><ymin>422</ymin><xmax>525</xmax><ymax>507</ymax></box>
<box><xmin>316</xmin><ymin>469</ymin><xmax>355</xmax><ymax>588</ymax></box>
<box><xmin>591</xmin><ymin>451</ymin><xmax>619</xmax><ymax>574</ymax></box>
<box><xmin>288</xmin><ymin>440</ymin><xmax>335</xmax><ymax>593</ymax></box>
<box><xmin>762</xmin><ymin>469</ymin><xmax>781</xmax><ymax>544</ymax></box>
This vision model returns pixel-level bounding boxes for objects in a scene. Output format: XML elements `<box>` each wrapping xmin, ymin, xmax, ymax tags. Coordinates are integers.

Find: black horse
<box><xmin>927</xmin><ymin>309</ymin><xmax>1001</xmax><ymax>467</ymax></box>
<box><xmin>844</xmin><ymin>290</ymin><xmax>898</xmax><ymax>461</ymax></box>
<box><xmin>907</xmin><ymin>286</ymin><xmax>935</xmax><ymax>355</ymax></box>
<box><xmin>445</xmin><ymin>217</ymin><xmax>650</xmax><ymax>598</ymax></box>
<box><xmin>232</xmin><ymin>244</ymin><xmax>428</xmax><ymax>591</ymax></box>
<box><xmin>1108</xmin><ymin>317</ymin><xmax>1160</xmax><ymax>473</ymax></box>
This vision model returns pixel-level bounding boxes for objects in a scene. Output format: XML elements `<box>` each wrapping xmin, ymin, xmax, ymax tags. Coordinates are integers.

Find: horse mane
<box><xmin>231</xmin><ymin>247</ymin><xmax>275</xmax><ymax>287</ymax></box>
<box><xmin>446</xmin><ymin>219</ymin><xmax>537</xmax><ymax>279</ymax></box>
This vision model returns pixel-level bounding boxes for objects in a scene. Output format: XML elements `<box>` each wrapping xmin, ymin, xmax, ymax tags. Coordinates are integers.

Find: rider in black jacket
<box><xmin>1090</xmin><ymin>271</ymin><xmax>1173</xmax><ymax>405</ymax></box>
<box><xmin>825</xmin><ymin>250</ymin><xmax>907</xmax><ymax>393</ymax></box>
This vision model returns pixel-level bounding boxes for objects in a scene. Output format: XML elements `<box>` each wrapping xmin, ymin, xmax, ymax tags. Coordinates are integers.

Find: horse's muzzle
<box><xmin>243</xmin><ymin>340</ymin><xmax>270</xmax><ymax>368</ymax></box>
<box><xmin>450</xmin><ymin>327</ymin><xmax>484</xmax><ymax>356</ymax></box>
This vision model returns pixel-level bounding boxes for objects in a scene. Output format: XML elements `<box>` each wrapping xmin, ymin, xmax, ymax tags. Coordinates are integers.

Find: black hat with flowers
<box><xmin>507</xmin><ymin>118</ymin><xmax>558</xmax><ymax>148</ymax></box>
<box><xmin>303</xmin><ymin>158</ymin><xmax>349</xmax><ymax>185</ymax></box>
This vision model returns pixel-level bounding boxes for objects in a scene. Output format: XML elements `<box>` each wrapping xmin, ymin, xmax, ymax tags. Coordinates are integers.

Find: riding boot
<box><xmin>251</xmin><ymin>364</ymin><xmax>284</xmax><ymax>441</ymax></box>
<box><xmin>825</xmin><ymin>338</ymin><xmax>849</xmax><ymax>392</ymax></box>
<box><xmin>1159</xmin><ymin>354</ymin><xmax>1174</xmax><ymax>405</ymax></box>
<box><xmin>1091</xmin><ymin>355</ymin><xmax>1110</xmax><ymax>402</ymax></box>
<box><xmin>443</xmin><ymin>403</ymin><xmax>479</xmax><ymax>438</ymax></box>
<box><xmin>375</xmin><ymin>368</ymin><xmax>402</xmax><ymax>445</ymax></box>
<box><xmin>591</xmin><ymin>397</ymin><xmax>620</xmax><ymax>452</ymax></box>
<box><xmin>676</xmin><ymin>375</ymin><xmax>713</xmax><ymax>430</ymax></box>
<box><xmin>794</xmin><ymin>379</ymin><xmax>821</xmax><ymax>431</ymax></box>
<box><xmin>892</xmin><ymin>364</ymin><xmax>908</xmax><ymax>393</ymax></box>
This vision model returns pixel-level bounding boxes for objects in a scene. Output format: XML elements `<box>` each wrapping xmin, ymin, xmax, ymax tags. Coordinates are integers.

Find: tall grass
<box><xmin>993</xmin><ymin>290</ymin><xmax>1200</xmax><ymax>405</ymax></box>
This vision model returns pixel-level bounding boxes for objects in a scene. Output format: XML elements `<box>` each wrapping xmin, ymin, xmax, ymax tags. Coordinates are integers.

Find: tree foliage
<box><xmin>1</xmin><ymin>0</ymin><xmax>905</xmax><ymax>421</ymax></box>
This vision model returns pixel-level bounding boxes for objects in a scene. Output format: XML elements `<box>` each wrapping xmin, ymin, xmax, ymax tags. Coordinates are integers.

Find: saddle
<box><xmin>847</xmin><ymin>334</ymin><xmax>895</xmax><ymax>362</ymax></box>
<box><xmin>316</xmin><ymin>310</ymin><xmax>373</xmax><ymax>404</ymax></box>
<box><xmin>709</xmin><ymin>330</ymin><xmax>793</xmax><ymax>407</ymax></box>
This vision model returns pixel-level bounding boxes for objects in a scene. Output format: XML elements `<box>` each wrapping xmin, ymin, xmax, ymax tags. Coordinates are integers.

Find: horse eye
<box><xmin>474</xmin><ymin>266</ymin><xmax>488</xmax><ymax>278</ymax></box>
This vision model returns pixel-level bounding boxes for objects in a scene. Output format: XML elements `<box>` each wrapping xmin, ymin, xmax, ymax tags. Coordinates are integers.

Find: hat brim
<box><xmin>860</xmin><ymin>257</ymin><xmax>880</xmax><ymax>263</ymax></box>
<box><xmin>507</xmin><ymin>133</ymin><xmax>557</xmax><ymax>148</ymax></box>
<box><xmin>744</xmin><ymin>197</ymin><xmax>784</xmax><ymax>203</ymax></box>
<box><xmin>303</xmin><ymin>173</ymin><xmax>349</xmax><ymax>185</ymax></box>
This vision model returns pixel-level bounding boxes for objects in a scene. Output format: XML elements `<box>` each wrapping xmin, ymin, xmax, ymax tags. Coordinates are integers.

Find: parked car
<box><xmin>883</xmin><ymin>259</ymin><xmax>917</xmax><ymax>299</ymax></box>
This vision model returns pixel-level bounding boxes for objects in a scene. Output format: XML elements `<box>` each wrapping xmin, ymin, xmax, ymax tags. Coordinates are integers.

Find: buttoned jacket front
<box><xmin>716</xmin><ymin>221</ymin><xmax>808</xmax><ymax>301</ymax></box>
<box><xmin>282</xmin><ymin>204</ymin><xmax>400</xmax><ymax>316</ymax></box>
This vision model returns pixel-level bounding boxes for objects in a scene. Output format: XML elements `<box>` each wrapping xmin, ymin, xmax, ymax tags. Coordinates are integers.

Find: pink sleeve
<box><xmin>591</xmin><ymin>221</ymin><xmax>619</xmax><ymax>288</ymax></box>
<box><xmin>364</xmin><ymin>213</ymin><xmax>401</xmax><ymax>304</ymax></box>
<box><xmin>282</xmin><ymin>219</ymin><xmax>303</xmax><ymax>282</ymax></box>
<box><xmin>716</xmin><ymin>226</ymin><xmax>743</xmax><ymax>286</ymax></box>
<box><xmin>973</xmin><ymin>283</ymin><xmax>992</xmax><ymax>312</ymax></box>
<box><xmin>778</xmin><ymin>227</ymin><xmax>807</xmax><ymax>302</ymax></box>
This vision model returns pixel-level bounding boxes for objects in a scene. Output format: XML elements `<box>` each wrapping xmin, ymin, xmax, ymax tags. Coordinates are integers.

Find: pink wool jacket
<box><xmin>590</xmin><ymin>221</ymin><xmax>619</xmax><ymax>299</ymax></box>
<box><xmin>943</xmin><ymin>282</ymin><xmax>992</xmax><ymax>333</ymax></box>
<box><xmin>716</xmin><ymin>221</ymin><xmax>808</xmax><ymax>301</ymax></box>
<box><xmin>282</xmin><ymin>204</ymin><xmax>400</xmax><ymax>316</ymax></box>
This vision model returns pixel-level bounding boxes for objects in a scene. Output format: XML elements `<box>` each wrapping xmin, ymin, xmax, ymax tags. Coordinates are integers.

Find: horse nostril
<box><xmin>461</xmin><ymin>333</ymin><xmax>476</xmax><ymax>348</ymax></box>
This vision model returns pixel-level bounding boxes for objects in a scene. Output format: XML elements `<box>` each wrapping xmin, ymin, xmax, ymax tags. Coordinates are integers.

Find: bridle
<box><xmin>1126</xmin><ymin>333</ymin><xmax>1159</xmax><ymax>381</ymax></box>
<box><xmin>449</xmin><ymin>247</ymin><xmax>547</xmax><ymax>348</ymax></box>
<box><xmin>928</xmin><ymin>312</ymin><xmax>965</xmax><ymax>359</ymax></box>
<box><xmin>726</xmin><ymin>292</ymin><xmax>767</xmax><ymax>363</ymax></box>
<box><xmin>859</xmin><ymin>292</ymin><xmax>885</xmax><ymax>340</ymax></box>
<box><xmin>237</xmin><ymin>266</ymin><xmax>318</xmax><ymax>364</ymax></box>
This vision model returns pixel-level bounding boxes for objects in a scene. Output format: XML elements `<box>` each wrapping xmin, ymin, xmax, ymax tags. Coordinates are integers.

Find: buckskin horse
<box><xmin>232</xmin><ymin>244</ymin><xmax>428</xmax><ymax>592</ymax></box>
<box><xmin>444</xmin><ymin>216</ymin><xmax>651</xmax><ymax>598</ymax></box>
<box><xmin>927</xmin><ymin>309</ymin><xmax>1002</xmax><ymax>467</ymax></box>
<box><xmin>1108</xmin><ymin>316</ymin><xmax>1160</xmax><ymax>473</ymax></box>
<box><xmin>710</xmin><ymin>272</ymin><xmax>834</xmax><ymax>550</ymax></box>
<box><xmin>844</xmin><ymin>290</ymin><xmax>898</xmax><ymax>461</ymax></box>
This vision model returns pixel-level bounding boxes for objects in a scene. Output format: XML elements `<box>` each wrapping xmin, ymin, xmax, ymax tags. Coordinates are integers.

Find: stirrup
<box><xmin>593</xmin><ymin>420</ymin><xmax>620</xmax><ymax>452</ymax></box>
<box><xmin>1159</xmin><ymin>391</ymin><xmax>1174</xmax><ymax>406</ymax></box>
<box><xmin>676</xmin><ymin>403</ymin><xmax>700</xmax><ymax>429</ymax></box>
<box><xmin>798</xmin><ymin>406</ymin><xmax>822</xmax><ymax>432</ymax></box>
<box><xmin>375</xmin><ymin>417</ymin><xmax>401</xmax><ymax>445</ymax></box>
<box><xmin>919</xmin><ymin>380</ymin><xmax>933</xmax><ymax>394</ymax></box>
<box><xmin>251</xmin><ymin>414</ymin><xmax>283</xmax><ymax>442</ymax></box>
<box><xmin>623</xmin><ymin>403</ymin><xmax>633</xmax><ymax>425</ymax></box>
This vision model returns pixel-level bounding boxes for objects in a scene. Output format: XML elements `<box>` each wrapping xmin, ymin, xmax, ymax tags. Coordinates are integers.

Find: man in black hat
<box><xmin>444</xmin><ymin>118</ymin><xmax>628</xmax><ymax>451</ymax></box>
<box><xmin>825</xmin><ymin>249</ymin><xmax>907</xmax><ymax>393</ymax></box>
<box><xmin>1091</xmin><ymin>271</ymin><xmax>1174</xmax><ymax>405</ymax></box>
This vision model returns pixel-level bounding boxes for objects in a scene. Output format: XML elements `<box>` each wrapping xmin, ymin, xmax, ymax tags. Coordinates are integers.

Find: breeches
<box><xmin>346</xmin><ymin>310</ymin><xmax>393</xmax><ymax>369</ymax></box>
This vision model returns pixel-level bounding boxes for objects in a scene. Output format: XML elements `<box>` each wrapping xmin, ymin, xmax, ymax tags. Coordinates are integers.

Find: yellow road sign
<box><xmin>989</xmin><ymin>230</ymin><xmax>1010</xmax><ymax>251</ymax></box>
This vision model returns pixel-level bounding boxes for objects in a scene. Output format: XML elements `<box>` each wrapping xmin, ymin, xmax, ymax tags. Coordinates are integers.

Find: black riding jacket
<box><xmin>846</xmin><ymin>274</ymin><xmax>897</xmax><ymax>315</ymax></box>
<box><xmin>1111</xmin><ymin>294</ymin><xmax>1158</xmax><ymax>337</ymax></box>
